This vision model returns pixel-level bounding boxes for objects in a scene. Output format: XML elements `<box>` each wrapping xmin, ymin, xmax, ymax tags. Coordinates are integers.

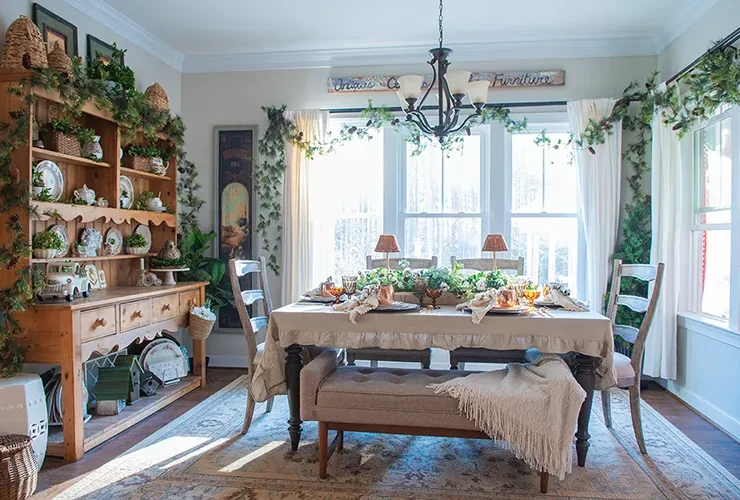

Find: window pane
<box><xmin>699</xmin><ymin>229</ymin><xmax>731</xmax><ymax>319</ymax></box>
<box><xmin>334</xmin><ymin>217</ymin><xmax>380</xmax><ymax>277</ymax></box>
<box><xmin>404</xmin><ymin>217</ymin><xmax>481</xmax><ymax>267</ymax></box>
<box><xmin>443</xmin><ymin>135</ymin><xmax>480</xmax><ymax>213</ymax></box>
<box><xmin>697</xmin><ymin>117</ymin><xmax>732</xmax><ymax>211</ymax></box>
<box><xmin>406</xmin><ymin>142</ymin><xmax>442</xmax><ymax>213</ymax></box>
<box><xmin>543</xmin><ymin>134</ymin><xmax>577</xmax><ymax>213</ymax></box>
<box><xmin>511</xmin><ymin>134</ymin><xmax>543</xmax><ymax>213</ymax></box>
<box><xmin>510</xmin><ymin>217</ymin><xmax>579</xmax><ymax>295</ymax></box>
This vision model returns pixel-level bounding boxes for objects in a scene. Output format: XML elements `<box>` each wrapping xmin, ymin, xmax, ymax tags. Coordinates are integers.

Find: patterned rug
<box><xmin>46</xmin><ymin>375</ymin><xmax>740</xmax><ymax>499</ymax></box>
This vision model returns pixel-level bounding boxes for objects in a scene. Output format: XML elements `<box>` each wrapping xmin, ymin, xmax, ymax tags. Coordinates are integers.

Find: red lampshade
<box><xmin>374</xmin><ymin>234</ymin><xmax>400</xmax><ymax>253</ymax></box>
<box><xmin>482</xmin><ymin>234</ymin><xmax>508</xmax><ymax>253</ymax></box>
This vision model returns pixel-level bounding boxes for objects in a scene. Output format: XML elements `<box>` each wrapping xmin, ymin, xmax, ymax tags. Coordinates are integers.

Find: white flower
<box><xmin>358</xmin><ymin>270</ymin><xmax>366</xmax><ymax>279</ymax></box>
<box><xmin>476</xmin><ymin>278</ymin><xmax>487</xmax><ymax>291</ymax></box>
<box><xmin>440</xmin><ymin>282</ymin><xmax>449</xmax><ymax>292</ymax></box>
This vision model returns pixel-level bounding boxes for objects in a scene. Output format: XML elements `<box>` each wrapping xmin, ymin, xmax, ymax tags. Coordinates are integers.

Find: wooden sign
<box><xmin>327</xmin><ymin>70</ymin><xmax>565</xmax><ymax>94</ymax></box>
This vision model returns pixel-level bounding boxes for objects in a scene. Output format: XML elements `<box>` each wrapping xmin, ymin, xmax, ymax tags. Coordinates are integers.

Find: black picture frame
<box><xmin>86</xmin><ymin>35</ymin><xmax>124</xmax><ymax>65</ymax></box>
<box><xmin>32</xmin><ymin>3</ymin><xmax>78</xmax><ymax>58</ymax></box>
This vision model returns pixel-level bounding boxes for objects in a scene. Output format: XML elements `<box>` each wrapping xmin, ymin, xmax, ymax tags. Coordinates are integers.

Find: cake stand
<box><xmin>150</xmin><ymin>267</ymin><xmax>189</xmax><ymax>285</ymax></box>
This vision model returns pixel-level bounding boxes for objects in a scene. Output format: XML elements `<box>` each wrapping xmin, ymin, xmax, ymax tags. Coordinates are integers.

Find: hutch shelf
<box><xmin>0</xmin><ymin>71</ymin><xmax>207</xmax><ymax>462</ymax></box>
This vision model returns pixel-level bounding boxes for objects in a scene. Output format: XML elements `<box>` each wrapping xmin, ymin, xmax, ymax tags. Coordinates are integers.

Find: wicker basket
<box><xmin>0</xmin><ymin>434</ymin><xmax>38</xmax><ymax>500</ymax></box>
<box><xmin>145</xmin><ymin>83</ymin><xmax>169</xmax><ymax>113</ymax></box>
<box><xmin>47</xmin><ymin>42</ymin><xmax>72</xmax><ymax>77</ymax></box>
<box><xmin>189</xmin><ymin>312</ymin><xmax>216</xmax><ymax>340</ymax></box>
<box><xmin>122</xmin><ymin>155</ymin><xmax>150</xmax><ymax>172</ymax></box>
<box><xmin>0</xmin><ymin>16</ymin><xmax>48</xmax><ymax>71</ymax></box>
<box><xmin>45</xmin><ymin>131</ymin><xmax>80</xmax><ymax>157</ymax></box>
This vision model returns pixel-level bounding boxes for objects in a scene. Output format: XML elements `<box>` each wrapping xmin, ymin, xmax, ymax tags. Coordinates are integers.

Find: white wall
<box><xmin>654</xmin><ymin>0</ymin><xmax>740</xmax><ymax>441</ymax></box>
<box><xmin>182</xmin><ymin>55</ymin><xmax>657</xmax><ymax>366</ymax></box>
<box><xmin>0</xmin><ymin>0</ymin><xmax>181</xmax><ymax>113</ymax></box>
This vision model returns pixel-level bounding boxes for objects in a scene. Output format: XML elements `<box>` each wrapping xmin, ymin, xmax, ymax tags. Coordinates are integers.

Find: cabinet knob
<box><xmin>187</xmin><ymin>299</ymin><xmax>196</xmax><ymax>307</ymax></box>
<box><xmin>162</xmin><ymin>304</ymin><xmax>171</xmax><ymax>311</ymax></box>
<box><xmin>93</xmin><ymin>318</ymin><xmax>107</xmax><ymax>328</ymax></box>
<box><xmin>132</xmin><ymin>310</ymin><xmax>143</xmax><ymax>319</ymax></box>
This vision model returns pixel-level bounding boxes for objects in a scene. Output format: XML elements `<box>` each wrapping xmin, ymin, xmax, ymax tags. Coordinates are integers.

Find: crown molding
<box><xmin>653</xmin><ymin>0</ymin><xmax>721</xmax><ymax>53</ymax></box>
<box><xmin>182</xmin><ymin>36</ymin><xmax>657</xmax><ymax>74</ymax></box>
<box><xmin>61</xmin><ymin>0</ymin><xmax>185</xmax><ymax>72</ymax></box>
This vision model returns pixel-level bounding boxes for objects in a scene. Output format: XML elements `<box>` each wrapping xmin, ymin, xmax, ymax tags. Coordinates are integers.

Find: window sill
<box><xmin>677</xmin><ymin>312</ymin><xmax>740</xmax><ymax>349</ymax></box>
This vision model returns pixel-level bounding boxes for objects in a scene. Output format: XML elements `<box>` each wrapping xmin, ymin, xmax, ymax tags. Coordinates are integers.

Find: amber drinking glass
<box><xmin>329</xmin><ymin>287</ymin><xmax>346</xmax><ymax>304</ymax></box>
<box><xmin>522</xmin><ymin>289</ymin><xmax>541</xmax><ymax>309</ymax></box>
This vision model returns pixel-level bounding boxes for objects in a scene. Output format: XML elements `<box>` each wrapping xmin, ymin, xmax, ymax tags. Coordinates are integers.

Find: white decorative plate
<box><xmin>119</xmin><ymin>175</ymin><xmax>134</xmax><ymax>209</ymax></box>
<box><xmin>135</xmin><ymin>224</ymin><xmax>152</xmax><ymax>253</ymax></box>
<box><xmin>140</xmin><ymin>339</ymin><xmax>187</xmax><ymax>383</ymax></box>
<box><xmin>36</xmin><ymin>160</ymin><xmax>64</xmax><ymax>202</ymax></box>
<box><xmin>49</xmin><ymin>224</ymin><xmax>70</xmax><ymax>257</ymax></box>
<box><xmin>84</xmin><ymin>264</ymin><xmax>99</xmax><ymax>290</ymax></box>
<box><xmin>105</xmin><ymin>228</ymin><xmax>123</xmax><ymax>256</ymax></box>
<box><xmin>80</xmin><ymin>227</ymin><xmax>103</xmax><ymax>255</ymax></box>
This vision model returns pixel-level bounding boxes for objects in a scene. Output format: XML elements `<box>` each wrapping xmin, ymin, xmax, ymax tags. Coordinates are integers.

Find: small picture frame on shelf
<box><xmin>98</xmin><ymin>269</ymin><xmax>107</xmax><ymax>289</ymax></box>
<box><xmin>32</xmin><ymin>3</ymin><xmax>79</xmax><ymax>58</ymax></box>
<box><xmin>87</xmin><ymin>35</ymin><xmax>123</xmax><ymax>65</ymax></box>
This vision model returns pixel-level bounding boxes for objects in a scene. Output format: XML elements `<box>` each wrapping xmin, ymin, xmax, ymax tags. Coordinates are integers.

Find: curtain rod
<box><xmin>326</xmin><ymin>100</ymin><xmax>567</xmax><ymax>114</ymax></box>
<box><xmin>666</xmin><ymin>25</ymin><xmax>740</xmax><ymax>85</ymax></box>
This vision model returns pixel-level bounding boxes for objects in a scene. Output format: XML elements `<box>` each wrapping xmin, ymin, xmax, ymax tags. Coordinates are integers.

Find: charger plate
<box><xmin>372</xmin><ymin>302</ymin><xmax>421</xmax><ymax>313</ymax></box>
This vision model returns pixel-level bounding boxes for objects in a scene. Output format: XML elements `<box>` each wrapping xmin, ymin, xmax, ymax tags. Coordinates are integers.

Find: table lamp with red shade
<box><xmin>374</xmin><ymin>234</ymin><xmax>400</xmax><ymax>269</ymax></box>
<box><xmin>482</xmin><ymin>234</ymin><xmax>508</xmax><ymax>270</ymax></box>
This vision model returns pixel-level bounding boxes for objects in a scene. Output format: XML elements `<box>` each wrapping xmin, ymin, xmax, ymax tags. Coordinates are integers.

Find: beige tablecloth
<box><xmin>250</xmin><ymin>304</ymin><xmax>617</xmax><ymax>402</ymax></box>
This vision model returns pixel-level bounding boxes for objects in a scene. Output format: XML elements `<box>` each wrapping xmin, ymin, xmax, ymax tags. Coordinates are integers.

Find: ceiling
<box><xmin>66</xmin><ymin>0</ymin><xmax>720</xmax><ymax>72</ymax></box>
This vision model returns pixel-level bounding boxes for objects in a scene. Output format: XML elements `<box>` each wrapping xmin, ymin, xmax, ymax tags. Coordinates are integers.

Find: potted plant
<box><xmin>189</xmin><ymin>300</ymin><xmax>216</xmax><ymax>340</ymax></box>
<box><xmin>77</xmin><ymin>127</ymin><xmax>103</xmax><ymax>161</ymax></box>
<box><xmin>42</xmin><ymin>118</ymin><xmax>80</xmax><ymax>157</ymax></box>
<box><xmin>122</xmin><ymin>145</ymin><xmax>163</xmax><ymax>172</ymax></box>
<box><xmin>32</xmin><ymin>230</ymin><xmax>64</xmax><ymax>259</ymax></box>
<box><xmin>124</xmin><ymin>233</ymin><xmax>148</xmax><ymax>255</ymax></box>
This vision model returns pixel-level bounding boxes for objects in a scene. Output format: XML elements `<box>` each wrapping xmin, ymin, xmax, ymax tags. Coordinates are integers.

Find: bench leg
<box><xmin>319</xmin><ymin>421</ymin><xmax>328</xmax><ymax>479</ymax></box>
<box><xmin>540</xmin><ymin>472</ymin><xmax>549</xmax><ymax>494</ymax></box>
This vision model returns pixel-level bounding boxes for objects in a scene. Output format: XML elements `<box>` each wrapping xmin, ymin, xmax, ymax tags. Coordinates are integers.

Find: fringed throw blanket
<box><xmin>429</xmin><ymin>356</ymin><xmax>586</xmax><ymax>480</ymax></box>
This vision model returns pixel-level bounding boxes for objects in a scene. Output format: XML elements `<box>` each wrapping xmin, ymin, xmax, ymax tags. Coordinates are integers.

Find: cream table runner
<box><xmin>250</xmin><ymin>304</ymin><xmax>616</xmax><ymax>402</ymax></box>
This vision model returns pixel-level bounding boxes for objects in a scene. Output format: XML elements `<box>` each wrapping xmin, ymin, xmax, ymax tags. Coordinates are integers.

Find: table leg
<box><xmin>285</xmin><ymin>343</ymin><xmax>303</xmax><ymax>451</ymax></box>
<box><xmin>573</xmin><ymin>354</ymin><xmax>598</xmax><ymax>467</ymax></box>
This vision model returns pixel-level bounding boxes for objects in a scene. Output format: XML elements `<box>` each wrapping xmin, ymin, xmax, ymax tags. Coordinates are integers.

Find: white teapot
<box><xmin>73</xmin><ymin>184</ymin><xmax>96</xmax><ymax>206</ymax></box>
<box><xmin>146</xmin><ymin>194</ymin><xmax>164</xmax><ymax>212</ymax></box>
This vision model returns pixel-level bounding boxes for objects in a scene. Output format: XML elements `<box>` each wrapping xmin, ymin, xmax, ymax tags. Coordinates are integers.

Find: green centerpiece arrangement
<box><xmin>32</xmin><ymin>230</ymin><xmax>64</xmax><ymax>259</ymax></box>
<box><xmin>123</xmin><ymin>233</ymin><xmax>148</xmax><ymax>255</ymax></box>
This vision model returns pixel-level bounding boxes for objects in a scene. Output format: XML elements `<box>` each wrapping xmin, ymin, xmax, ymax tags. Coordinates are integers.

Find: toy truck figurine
<box><xmin>37</xmin><ymin>262</ymin><xmax>91</xmax><ymax>302</ymax></box>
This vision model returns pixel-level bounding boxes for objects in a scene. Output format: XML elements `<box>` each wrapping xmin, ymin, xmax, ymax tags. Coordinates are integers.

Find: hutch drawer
<box><xmin>179</xmin><ymin>290</ymin><xmax>200</xmax><ymax>315</ymax></box>
<box><xmin>120</xmin><ymin>299</ymin><xmax>152</xmax><ymax>332</ymax></box>
<box><xmin>80</xmin><ymin>306</ymin><xmax>117</xmax><ymax>342</ymax></box>
<box><xmin>152</xmin><ymin>293</ymin><xmax>179</xmax><ymax>321</ymax></box>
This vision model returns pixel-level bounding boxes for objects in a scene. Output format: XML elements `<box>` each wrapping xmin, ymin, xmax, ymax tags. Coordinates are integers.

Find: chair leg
<box><xmin>458</xmin><ymin>362</ymin><xmax>465</xmax><ymax>371</ymax></box>
<box><xmin>421</xmin><ymin>355</ymin><xmax>431</xmax><ymax>369</ymax></box>
<box><xmin>629</xmin><ymin>385</ymin><xmax>647</xmax><ymax>454</ymax></box>
<box><xmin>242</xmin><ymin>394</ymin><xmax>256</xmax><ymax>435</ymax></box>
<box><xmin>337</xmin><ymin>430</ymin><xmax>344</xmax><ymax>451</ymax></box>
<box><xmin>370</xmin><ymin>360</ymin><xmax>378</xmax><ymax>368</ymax></box>
<box><xmin>540</xmin><ymin>472</ymin><xmax>549</xmax><ymax>494</ymax></box>
<box><xmin>319</xmin><ymin>421</ymin><xmax>328</xmax><ymax>479</ymax></box>
<box><xmin>265</xmin><ymin>395</ymin><xmax>274</xmax><ymax>413</ymax></box>
<box><xmin>346</xmin><ymin>352</ymin><xmax>356</xmax><ymax>366</ymax></box>
<box><xmin>601</xmin><ymin>390</ymin><xmax>612</xmax><ymax>428</ymax></box>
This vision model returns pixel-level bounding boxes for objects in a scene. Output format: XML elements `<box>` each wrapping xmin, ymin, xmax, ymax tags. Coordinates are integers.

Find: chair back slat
<box><xmin>366</xmin><ymin>256</ymin><xmax>438</xmax><ymax>270</ymax></box>
<box><xmin>229</xmin><ymin>257</ymin><xmax>273</xmax><ymax>379</ymax></box>
<box><xmin>620</xmin><ymin>264</ymin><xmax>660</xmax><ymax>281</ymax></box>
<box><xmin>241</xmin><ymin>289</ymin><xmax>265</xmax><ymax>306</ymax></box>
<box><xmin>451</xmin><ymin>256</ymin><xmax>524</xmax><ymax>275</ymax></box>
<box><xmin>615</xmin><ymin>294</ymin><xmax>650</xmax><ymax>313</ymax></box>
<box><xmin>613</xmin><ymin>324</ymin><xmax>639</xmax><ymax>345</ymax></box>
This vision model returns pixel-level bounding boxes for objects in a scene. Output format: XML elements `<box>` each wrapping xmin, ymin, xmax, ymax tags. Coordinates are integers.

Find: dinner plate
<box><xmin>105</xmin><ymin>228</ymin><xmax>123</xmax><ymax>256</ymax></box>
<box><xmin>120</xmin><ymin>175</ymin><xmax>134</xmax><ymax>209</ymax></box>
<box><xmin>299</xmin><ymin>295</ymin><xmax>336</xmax><ymax>304</ymax></box>
<box><xmin>463</xmin><ymin>306</ymin><xmax>529</xmax><ymax>316</ymax></box>
<box><xmin>141</xmin><ymin>338</ymin><xmax>187</xmax><ymax>383</ymax></box>
<box><xmin>135</xmin><ymin>224</ymin><xmax>152</xmax><ymax>252</ymax></box>
<box><xmin>35</xmin><ymin>160</ymin><xmax>64</xmax><ymax>202</ymax></box>
<box><xmin>372</xmin><ymin>302</ymin><xmax>421</xmax><ymax>313</ymax></box>
<box><xmin>49</xmin><ymin>224</ymin><xmax>70</xmax><ymax>257</ymax></box>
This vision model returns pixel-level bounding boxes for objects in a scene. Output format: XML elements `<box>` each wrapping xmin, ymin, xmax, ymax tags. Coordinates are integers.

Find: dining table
<box><xmin>250</xmin><ymin>302</ymin><xmax>617</xmax><ymax>467</ymax></box>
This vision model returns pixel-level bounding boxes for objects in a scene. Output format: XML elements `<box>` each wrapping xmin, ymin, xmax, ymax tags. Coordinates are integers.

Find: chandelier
<box><xmin>396</xmin><ymin>0</ymin><xmax>490</xmax><ymax>142</ymax></box>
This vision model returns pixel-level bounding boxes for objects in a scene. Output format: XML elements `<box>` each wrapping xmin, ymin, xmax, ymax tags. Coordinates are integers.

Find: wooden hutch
<box><xmin>0</xmin><ymin>72</ymin><xmax>207</xmax><ymax>461</ymax></box>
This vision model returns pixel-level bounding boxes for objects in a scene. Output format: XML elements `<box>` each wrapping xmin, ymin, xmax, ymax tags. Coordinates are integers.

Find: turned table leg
<box><xmin>573</xmin><ymin>354</ymin><xmax>598</xmax><ymax>467</ymax></box>
<box><xmin>285</xmin><ymin>343</ymin><xmax>303</xmax><ymax>451</ymax></box>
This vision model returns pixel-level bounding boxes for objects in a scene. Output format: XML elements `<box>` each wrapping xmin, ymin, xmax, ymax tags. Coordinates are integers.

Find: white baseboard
<box><xmin>208</xmin><ymin>355</ymin><xmax>249</xmax><ymax>369</ymax></box>
<box><xmin>658</xmin><ymin>379</ymin><xmax>740</xmax><ymax>442</ymax></box>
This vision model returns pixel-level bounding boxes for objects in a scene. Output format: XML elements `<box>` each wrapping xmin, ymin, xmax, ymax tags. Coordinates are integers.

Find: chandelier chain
<box><xmin>438</xmin><ymin>0</ymin><xmax>444</xmax><ymax>48</ymax></box>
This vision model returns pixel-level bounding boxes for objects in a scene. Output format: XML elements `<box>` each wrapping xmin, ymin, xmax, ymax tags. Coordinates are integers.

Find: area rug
<box><xmin>46</xmin><ymin>375</ymin><xmax>740</xmax><ymax>499</ymax></box>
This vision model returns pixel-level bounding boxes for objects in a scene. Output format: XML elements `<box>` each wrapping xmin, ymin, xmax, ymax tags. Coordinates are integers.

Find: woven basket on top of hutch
<box><xmin>0</xmin><ymin>71</ymin><xmax>208</xmax><ymax>462</ymax></box>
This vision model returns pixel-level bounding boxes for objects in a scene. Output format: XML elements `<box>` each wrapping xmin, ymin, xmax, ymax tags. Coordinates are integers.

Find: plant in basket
<box><xmin>32</xmin><ymin>230</ymin><xmax>64</xmax><ymax>259</ymax></box>
<box><xmin>42</xmin><ymin>117</ymin><xmax>81</xmax><ymax>156</ymax></box>
<box><xmin>189</xmin><ymin>300</ymin><xmax>217</xmax><ymax>340</ymax></box>
<box><xmin>123</xmin><ymin>233</ymin><xmax>148</xmax><ymax>255</ymax></box>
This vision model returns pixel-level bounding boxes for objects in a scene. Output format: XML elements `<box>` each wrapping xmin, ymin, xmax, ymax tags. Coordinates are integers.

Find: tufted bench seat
<box><xmin>301</xmin><ymin>350</ymin><xmax>550</xmax><ymax>494</ymax></box>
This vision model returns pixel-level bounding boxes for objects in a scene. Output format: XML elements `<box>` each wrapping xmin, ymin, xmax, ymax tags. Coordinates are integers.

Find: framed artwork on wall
<box><xmin>215</xmin><ymin>126</ymin><xmax>256</xmax><ymax>330</ymax></box>
<box><xmin>32</xmin><ymin>3</ymin><xmax>78</xmax><ymax>57</ymax></box>
<box><xmin>86</xmin><ymin>35</ymin><xmax>123</xmax><ymax>65</ymax></box>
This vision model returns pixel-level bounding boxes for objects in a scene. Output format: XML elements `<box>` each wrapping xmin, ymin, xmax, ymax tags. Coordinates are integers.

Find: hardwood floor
<box><xmin>34</xmin><ymin>369</ymin><xmax>740</xmax><ymax>495</ymax></box>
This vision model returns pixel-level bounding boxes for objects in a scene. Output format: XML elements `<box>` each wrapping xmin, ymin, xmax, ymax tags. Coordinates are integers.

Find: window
<box><xmin>508</xmin><ymin>131</ymin><xmax>581</xmax><ymax>294</ymax></box>
<box><xmin>402</xmin><ymin>135</ymin><xmax>483</xmax><ymax>266</ymax></box>
<box><xmin>692</xmin><ymin>108</ymin><xmax>732</xmax><ymax>320</ymax></box>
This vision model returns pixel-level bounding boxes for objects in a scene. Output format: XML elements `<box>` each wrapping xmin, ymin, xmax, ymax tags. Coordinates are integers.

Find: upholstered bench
<box><xmin>300</xmin><ymin>350</ymin><xmax>550</xmax><ymax>494</ymax></box>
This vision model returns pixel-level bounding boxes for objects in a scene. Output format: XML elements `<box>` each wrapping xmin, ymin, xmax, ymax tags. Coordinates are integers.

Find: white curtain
<box><xmin>280</xmin><ymin>110</ymin><xmax>328</xmax><ymax>306</ymax></box>
<box><xmin>644</xmin><ymin>91</ymin><xmax>682</xmax><ymax>380</ymax></box>
<box><xmin>567</xmin><ymin>99</ymin><xmax>622</xmax><ymax>313</ymax></box>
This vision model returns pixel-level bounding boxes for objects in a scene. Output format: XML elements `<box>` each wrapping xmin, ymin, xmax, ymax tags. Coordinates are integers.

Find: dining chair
<box><xmin>601</xmin><ymin>259</ymin><xmax>665</xmax><ymax>454</ymax></box>
<box><xmin>449</xmin><ymin>256</ymin><xmax>526</xmax><ymax>370</ymax></box>
<box><xmin>345</xmin><ymin>256</ymin><xmax>437</xmax><ymax>368</ymax></box>
<box><xmin>229</xmin><ymin>257</ymin><xmax>276</xmax><ymax>435</ymax></box>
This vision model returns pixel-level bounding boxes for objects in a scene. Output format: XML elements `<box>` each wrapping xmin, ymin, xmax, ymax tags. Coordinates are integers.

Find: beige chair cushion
<box><xmin>305</xmin><ymin>366</ymin><xmax>479</xmax><ymax>431</ymax></box>
<box><xmin>613</xmin><ymin>352</ymin><xmax>636</xmax><ymax>387</ymax></box>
